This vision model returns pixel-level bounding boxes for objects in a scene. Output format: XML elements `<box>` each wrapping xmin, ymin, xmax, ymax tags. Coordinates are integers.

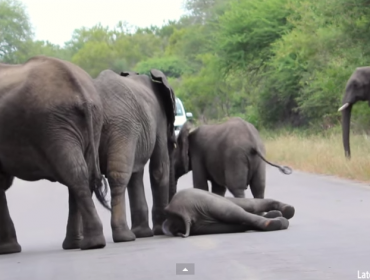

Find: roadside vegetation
<box><xmin>262</xmin><ymin>128</ymin><xmax>370</xmax><ymax>183</ymax></box>
<box><xmin>1</xmin><ymin>0</ymin><xmax>370</xmax><ymax>182</ymax></box>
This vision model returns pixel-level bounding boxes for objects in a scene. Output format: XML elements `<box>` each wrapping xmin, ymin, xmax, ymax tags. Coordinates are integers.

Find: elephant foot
<box><xmin>132</xmin><ymin>226</ymin><xmax>154</xmax><ymax>238</ymax></box>
<box><xmin>152</xmin><ymin>224</ymin><xmax>164</xmax><ymax>235</ymax></box>
<box><xmin>0</xmin><ymin>240</ymin><xmax>22</xmax><ymax>255</ymax></box>
<box><xmin>80</xmin><ymin>233</ymin><xmax>106</xmax><ymax>250</ymax></box>
<box><xmin>281</xmin><ymin>205</ymin><xmax>295</xmax><ymax>219</ymax></box>
<box><xmin>112</xmin><ymin>228</ymin><xmax>136</xmax><ymax>242</ymax></box>
<box><xmin>264</xmin><ymin>217</ymin><xmax>289</xmax><ymax>231</ymax></box>
<box><xmin>62</xmin><ymin>236</ymin><xmax>82</xmax><ymax>250</ymax></box>
<box><xmin>277</xmin><ymin>217</ymin><xmax>289</xmax><ymax>230</ymax></box>
<box><xmin>263</xmin><ymin>210</ymin><xmax>283</xmax><ymax>219</ymax></box>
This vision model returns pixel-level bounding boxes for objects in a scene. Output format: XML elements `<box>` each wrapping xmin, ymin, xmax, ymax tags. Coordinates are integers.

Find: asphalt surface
<box><xmin>1</xmin><ymin>165</ymin><xmax>370</xmax><ymax>280</ymax></box>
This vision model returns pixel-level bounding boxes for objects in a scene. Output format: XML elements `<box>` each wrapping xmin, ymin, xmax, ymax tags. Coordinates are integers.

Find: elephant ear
<box><xmin>164</xmin><ymin>206</ymin><xmax>191</xmax><ymax>238</ymax></box>
<box><xmin>150</xmin><ymin>69</ymin><xmax>176</xmax><ymax>141</ymax></box>
<box><xmin>120</xmin><ymin>71</ymin><xmax>139</xmax><ymax>77</ymax></box>
<box><xmin>177</xmin><ymin>121</ymin><xmax>194</xmax><ymax>174</ymax></box>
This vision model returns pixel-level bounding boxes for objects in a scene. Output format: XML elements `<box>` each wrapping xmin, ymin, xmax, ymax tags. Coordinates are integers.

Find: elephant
<box><xmin>172</xmin><ymin>117</ymin><xmax>292</xmax><ymax>201</ymax></box>
<box><xmin>0</xmin><ymin>55</ymin><xmax>110</xmax><ymax>254</ymax></box>
<box><xmin>162</xmin><ymin>188</ymin><xmax>295</xmax><ymax>237</ymax></box>
<box><xmin>92</xmin><ymin>69</ymin><xmax>176</xmax><ymax>242</ymax></box>
<box><xmin>338</xmin><ymin>67</ymin><xmax>370</xmax><ymax>159</ymax></box>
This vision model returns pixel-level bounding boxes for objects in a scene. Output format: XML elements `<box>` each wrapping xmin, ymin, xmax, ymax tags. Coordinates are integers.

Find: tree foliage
<box><xmin>0</xmin><ymin>0</ymin><xmax>32</xmax><ymax>63</ymax></box>
<box><xmin>2</xmin><ymin>0</ymin><xmax>370</xmax><ymax>131</ymax></box>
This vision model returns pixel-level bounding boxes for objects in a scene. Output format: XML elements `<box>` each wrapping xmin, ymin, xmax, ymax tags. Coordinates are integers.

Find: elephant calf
<box><xmin>172</xmin><ymin>117</ymin><xmax>292</xmax><ymax>200</ymax></box>
<box><xmin>162</xmin><ymin>188</ymin><xmax>295</xmax><ymax>237</ymax></box>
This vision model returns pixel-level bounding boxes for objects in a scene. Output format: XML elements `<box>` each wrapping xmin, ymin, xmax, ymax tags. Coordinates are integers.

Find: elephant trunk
<box><xmin>169</xmin><ymin>151</ymin><xmax>177</xmax><ymax>203</ymax></box>
<box><xmin>341</xmin><ymin>104</ymin><xmax>352</xmax><ymax>159</ymax></box>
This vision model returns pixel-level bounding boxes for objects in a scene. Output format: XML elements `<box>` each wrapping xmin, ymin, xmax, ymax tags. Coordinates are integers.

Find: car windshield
<box><xmin>176</xmin><ymin>100</ymin><xmax>184</xmax><ymax>116</ymax></box>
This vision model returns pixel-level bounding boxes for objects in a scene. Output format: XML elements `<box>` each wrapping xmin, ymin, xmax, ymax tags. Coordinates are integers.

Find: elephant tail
<box><xmin>83</xmin><ymin>101</ymin><xmax>111</xmax><ymax>211</ymax></box>
<box><xmin>149</xmin><ymin>69</ymin><xmax>177</xmax><ymax>201</ymax></box>
<box><xmin>78</xmin><ymin>84</ymin><xmax>111</xmax><ymax>211</ymax></box>
<box><xmin>250</xmin><ymin>148</ymin><xmax>293</xmax><ymax>175</ymax></box>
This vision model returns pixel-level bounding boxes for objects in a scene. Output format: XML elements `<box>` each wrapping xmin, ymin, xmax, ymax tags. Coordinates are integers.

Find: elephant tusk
<box><xmin>338</xmin><ymin>103</ymin><xmax>350</xmax><ymax>112</ymax></box>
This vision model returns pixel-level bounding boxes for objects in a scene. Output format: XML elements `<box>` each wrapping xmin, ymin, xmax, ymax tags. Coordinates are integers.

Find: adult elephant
<box><xmin>93</xmin><ymin>69</ymin><xmax>176</xmax><ymax>242</ymax></box>
<box><xmin>0</xmin><ymin>56</ymin><xmax>110</xmax><ymax>254</ymax></box>
<box><xmin>172</xmin><ymin>117</ymin><xmax>292</xmax><ymax>200</ymax></box>
<box><xmin>162</xmin><ymin>188</ymin><xmax>295</xmax><ymax>237</ymax></box>
<box><xmin>338</xmin><ymin>67</ymin><xmax>370</xmax><ymax>159</ymax></box>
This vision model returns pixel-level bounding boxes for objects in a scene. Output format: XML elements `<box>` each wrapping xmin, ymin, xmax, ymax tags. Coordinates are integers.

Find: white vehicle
<box><xmin>174</xmin><ymin>97</ymin><xmax>192</xmax><ymax>137</ymax></box>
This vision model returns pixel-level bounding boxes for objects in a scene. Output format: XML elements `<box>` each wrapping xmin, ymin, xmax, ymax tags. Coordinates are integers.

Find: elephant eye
<box><xmin>352</xmin><ymin>81</ymin><xmax>361</xmax><ymax>89</ymax></box>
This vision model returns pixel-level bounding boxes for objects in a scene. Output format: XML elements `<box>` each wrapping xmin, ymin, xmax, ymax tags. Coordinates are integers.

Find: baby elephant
<box><xmin>172</xmin><ymin>117</ymin><xmax>292</xmax><ymax>201</ymax></box>
<box><xmin>162</xmin><ymin>188</ymin><xmax>295</xmax><ymax>237</ymax></box>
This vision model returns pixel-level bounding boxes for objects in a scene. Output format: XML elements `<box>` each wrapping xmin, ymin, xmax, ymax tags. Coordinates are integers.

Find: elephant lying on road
<box><xmin>93</xmin><ymin>69</ymin><xmax>176</xmax><ymax>242</ymax></box>
<box><xmin>338</xmin><ymin>67</ymin><xmax>370</xmax><ymax>159</ymax></box>
<box><xmin>172</xmin><ymin>117</ymin><xmax>292</xmax><ymax>200</ymax></box>
<box><xmin>162</xmin><ymin>188</ymin><xmax>295</xmax><ymax>237</ymax></box>
<box><xmin>0</xmin><ymin>56</ymin><xmax>109</xmax><ymax>254</ymax></box>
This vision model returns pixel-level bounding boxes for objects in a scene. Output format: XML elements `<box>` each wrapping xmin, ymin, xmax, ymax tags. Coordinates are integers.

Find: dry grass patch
<box><xmin>262</xmin><ymin>132</ymin><xmax>370</xmax><ymax>183</ymax></box>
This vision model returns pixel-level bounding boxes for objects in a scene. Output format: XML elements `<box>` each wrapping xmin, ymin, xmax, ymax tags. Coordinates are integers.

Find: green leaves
<box><xmin>0</xmin><ymin>0</ymin><xmax>32</xmax><ymax>63</ymax></box>
<box><xmin>215</xmin><ymin>0</ymin><xmax>294</xmax><ymax>74</ymax></box>
<box><xmin>3</xmin><ymin>0</ymin><xmax>370</xmax><ymax>131</ymax></box>
<box><xmin>134</xmin><ymin>56</ymin><xmax>193</xmax><ymax>78</ymax></box>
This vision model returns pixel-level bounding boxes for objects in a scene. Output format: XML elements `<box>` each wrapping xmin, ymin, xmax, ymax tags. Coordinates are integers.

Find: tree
<box><xmin>0</xmin><ymin>0</ymin><xmax>33</xmax><ymax>63</ymax></box>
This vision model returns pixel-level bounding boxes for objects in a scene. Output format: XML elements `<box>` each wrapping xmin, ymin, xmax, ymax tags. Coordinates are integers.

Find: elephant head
<box><xmin>162</xmin><ymin>208</ymin><xmax>191</xmax><ymax>237</ymax></box>
<box><xmin>171</xmin><ymin>121</ymin><xmax>195</xmax><ymax>192</ymax></box>
<box><xmin>162</xmin><ymin>215</ymin><xmax>186</xmax><ymax>237</ymax></box>
<box><xmin>338</xmin><ymin>67</ymin><xmax>370</xmax><ymax>159</ymax></box>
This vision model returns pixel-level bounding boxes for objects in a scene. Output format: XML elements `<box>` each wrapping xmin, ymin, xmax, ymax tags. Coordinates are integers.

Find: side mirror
<box><xmin>186</xmin><ymin>112</ymin><xmax>193</xmax><ymax>119</ymax></box>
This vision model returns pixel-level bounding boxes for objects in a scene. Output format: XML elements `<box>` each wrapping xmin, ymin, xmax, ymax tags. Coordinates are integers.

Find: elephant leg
<box><xmin>191</xmin><ymin>157</ymin><xmax>209</xmax><ymax>191</ymax></box>
<box><xmin>225</xmin><ymin>162</ymin><xmax>247</xmax><ymax>198</ymax></box>
<box><xmin>211</xmin><ymin>181</ymin><xmax>226</xmax><ymax>197</ymax></box>
<box><xmin>149</xmin><ymin>140</ymin><xmax>170</xmax><ymax>235</ymax></box>
<box><xmin>226</xmin><ymin>197</ymin><xmax>295</xmax><ymax>219</ymax></box>
<box><xmin>209</xmin><ymin>201</ymin><xmax>289</xmax><ymax>231</ymax></box>
<box><xmin>263</xmin><ymin>210</ymin><xmax>283</xmax><ymax>218</ymax></box>
<box><xmin>249</xmin><ymin>161</ymin><xmax>266</xmax><ymax>199</ymax></box>
<box><xmin>106</xmin><ymin>144</ymin><xmax>136</xmax><ymax>242</ymax></box>
<box><xmin>62</xmin><ymin>189</ymin><xmax>82</xmax><ymax>250</ymax></box>
<box><xmin>0</xmin><ymin>174</ymin><xmax>21</xmax><ymax>255</ymax></box>
<box><xmin>127</xmin><ymin>169</ymin><xmax>153</xmax><ymax>238</ymax></box>
<box><xmin>192</xmin><ymin>223</ymin><xmax>250</xmax><ymax>236</ymax></box>
<box><xmin>56</xmin><ymin>147</ymin><xmax>106</xmax><ymax>250</ymax></box>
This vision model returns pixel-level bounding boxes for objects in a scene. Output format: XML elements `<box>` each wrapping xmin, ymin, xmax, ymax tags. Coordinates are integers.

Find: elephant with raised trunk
<box><xmin>172</xmin><ymin>117</ymin><xmax>292</xmax><ymax>201</ymax></box>
<box><xmin>93</xmin><ymin>69</ymin><xmax>176</xmax><ymax>242</ymax></box>
<box><xmin>162</xmin><ymin>188</ymin><xmax>295</xmax><ymax>237</ymax></box>
<box><xmin>338</xmin><ymin>67</ymin><xmax>370</xmax><ymax>159</ymax></box>
<box><xmin>0</xmin><ymin>56</ymin><xmax>110</xmax><ymax>254</ymax></box>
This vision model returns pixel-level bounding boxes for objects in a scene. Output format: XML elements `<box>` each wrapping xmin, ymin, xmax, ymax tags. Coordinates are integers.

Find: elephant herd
<box><xmin>0</xmin><ymin>55</ymin><xmax>360</xmax><ymax>255</ymax></box>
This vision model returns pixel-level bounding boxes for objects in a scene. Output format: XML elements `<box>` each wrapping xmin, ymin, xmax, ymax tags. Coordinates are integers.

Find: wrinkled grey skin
<box><xmin>162</xmin><ymin>188</ymin><xmax>294</xmax><ymax>237</ymax></box>
<box><xmin>172</xmin><ymin>117</ymin><xmax>292</xmax><ymax>201</ymax></box>
<box><xmin>93</xmin><ymin>69</ymin><xmax>176</xmax><ymax>242</ymax></box>
<box><xmin>0</xmin><ymin>56</ymin><xmax>110</xmax><ymax>254</ymax></box>
<box><xmin>338</xmin><ymin>67</ymin><xmax>370</xmax><ymax>159</ymax></box>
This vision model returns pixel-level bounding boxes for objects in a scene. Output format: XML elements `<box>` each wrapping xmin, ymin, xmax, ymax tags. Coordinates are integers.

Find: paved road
<box><xmin>0</xmin><ymin>165</ymin><xmax>369</xmax><ymax>280</ymax></box>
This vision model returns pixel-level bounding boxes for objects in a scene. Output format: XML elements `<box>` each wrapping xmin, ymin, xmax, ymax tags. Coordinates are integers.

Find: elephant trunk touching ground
<box><xmin>169</xmin><ymin>142</ymin><xmax>177</xmax><ymax>202</ymax></box>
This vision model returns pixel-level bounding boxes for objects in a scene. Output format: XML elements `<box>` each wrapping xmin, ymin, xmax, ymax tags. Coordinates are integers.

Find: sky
<box><xmin>19</xmin><ymin>0</ymin><xmax>187</xmax><ymax>46</ymax></box>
